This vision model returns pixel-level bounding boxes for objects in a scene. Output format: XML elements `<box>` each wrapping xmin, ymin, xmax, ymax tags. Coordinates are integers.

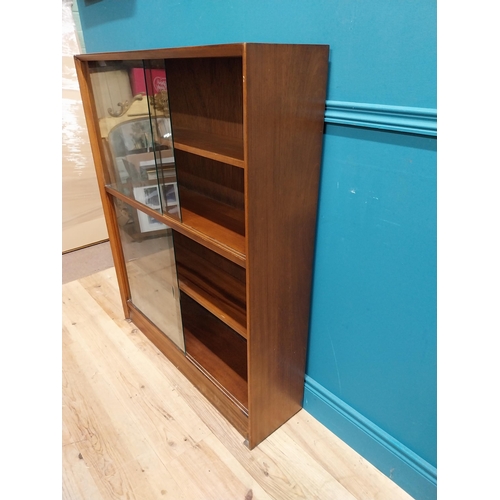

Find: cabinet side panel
<box><xmin>244</xmin><ymin>44</ymin><xmax>329</xmax><ymax>448</ymax></box>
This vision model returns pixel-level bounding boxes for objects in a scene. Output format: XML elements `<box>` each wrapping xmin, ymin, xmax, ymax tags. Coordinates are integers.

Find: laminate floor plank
<box><xmin>79</xmin><ymin>269</ymin><xmax>127</xmax><ymax>322</ymax></box>
<box><xmin>202</xmin><ymin>434</ymin><xmax>275</xmax><ymax>500</ymax></box>
<box><xmin>62</xmin><ymin>400</ymin><xmax>104</xmax><ymax>500</ymax></box>
<box><xmin>62</xmin><ymin>267</ymin><xmax>415</xmax><ymax>500</ymax></box>
<box><xmin>166</xmin><ymin>438</ymin><xmax>258</xmax><ymax>500</ymax></box>
<box><xmin>63</xmin><ymin>441</ymin><xmax>105</xmax><ymax>500</ymax></box>
<box><xmin>63</xmin><ymin>365</ymin><xmax>155</xmax><ymax>500</ymax></box>
<box><xmin>63</xmin><ymin>286</ymin><xmax>204</xmax><ymax>498</ymax></box>
<box><xmin>282</xmin><ymin>412</ymin><xmax>415</xmax><ymax>500</ymax></box>
<box><xmin>256</xmin><ymin>432</ymin><xmax>358</xmax><ymax>500</ymax></box>
<box><xmin>63</xmin><ymin>338</ymin><xmax>172</xmax><ymax>499</ymax></box>
<box><xmin>114</xmin><ymin>307</ymin><xmax>356</xmax><ymax>500</ymax></box>
<box><xmin>63</xmin><ymin>282</ymin><xmax>211</xmax><ymax>453</ymax></box>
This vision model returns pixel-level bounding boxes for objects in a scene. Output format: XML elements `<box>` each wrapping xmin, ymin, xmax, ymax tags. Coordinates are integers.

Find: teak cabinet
<box><xmin>75</xmin><ymin>43</ymin><xmax>329</xmax><ymax>448</ymax></box>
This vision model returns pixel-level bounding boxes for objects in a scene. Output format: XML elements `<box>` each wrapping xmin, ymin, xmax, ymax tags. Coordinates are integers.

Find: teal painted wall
<box><xmin>76</xmin><ymin>0</ymin><xmax>436</xmax><ymax>108</ymax></box>
<box><xmin>312</xmin><ymin>125</ymin><xmax>436</xmax><ymax>459</ymax></box>
<box><xmin>76</xmin><ymin>1</ymin><xmax>437</xmax><ymax>498</ymax></box>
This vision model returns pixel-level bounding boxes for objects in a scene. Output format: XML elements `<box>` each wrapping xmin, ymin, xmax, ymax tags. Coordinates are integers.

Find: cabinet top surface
<box><xmin>74</xmin><ymin>42</ymin><xmax>329</xmax><ymax>62</ymax></box>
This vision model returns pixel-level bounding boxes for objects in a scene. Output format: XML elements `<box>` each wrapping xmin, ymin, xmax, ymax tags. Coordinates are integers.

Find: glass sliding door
<box><xmin>114</xmin><ymin>198</ymin><xmax>185</xmax><ymax>351</ymax></box>
<box><xmin>88</xmin><ymin>59</ymin><xmax>181</xmax><ymax>221</ymax></box>
<box><xmin>87</xmin><ymin>59</ymin><xmax>185</xmax><ymax>350</ymax></box>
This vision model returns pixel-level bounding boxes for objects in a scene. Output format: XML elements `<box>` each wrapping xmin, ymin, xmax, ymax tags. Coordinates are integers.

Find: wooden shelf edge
<box><xmin>105</xmin><ymin>186</ymin><xmax>247</xmax><ymax>268</ymax></box>
<box><xmin>173</xmin><ymin>128</ymin><xmax>245</xmax><ymax>168</ymax></box>
<box><xmin>75</xmin><ymin>44</ymin><xmax>245</xmax><ymax>62</ymax></box>
<box><xmin>178</xmin><ymin>188</ymin><xmax>246</xmax><ymax>254</ymax></box>
<box><xmin>174</xmin><ymin>142</ymin><xmax>245</xmax><ymax>169</ymax></box>
<box><xmin>178</xmin><ymin>277</ymin><xmax>247</xmax><ymax>339</ymax></box>
<box><xmin>180</xmin><ymin>206</ymin><xmax>246</xmax><ymax>261</ymax></box>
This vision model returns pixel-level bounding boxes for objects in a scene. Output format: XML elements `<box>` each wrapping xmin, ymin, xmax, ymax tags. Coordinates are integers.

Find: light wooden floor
<box><xmin>62</xmin><ymin>267</ymin><xmax>414</xmax><ymax>500</ymax></box>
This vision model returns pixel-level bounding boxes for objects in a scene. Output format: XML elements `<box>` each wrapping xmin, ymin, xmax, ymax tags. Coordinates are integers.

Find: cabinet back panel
<box><xmin>181</xmin><ymin>292</ymin><xmax>248</xmax><ymax>409</ymax></box>
<box><xmin>174</xmin><ymin>232</ymin><xmax>246</xmax><ymax>283</ymax></box>
<box><xmin>165</xmin><ymin>57</ymin><xmax>243</xmax><ymax>139</ymax></box>
<box><xmin>175</xmin><ymin>150</ymin><xmax>244</xmax><ymax>210</ymax></box>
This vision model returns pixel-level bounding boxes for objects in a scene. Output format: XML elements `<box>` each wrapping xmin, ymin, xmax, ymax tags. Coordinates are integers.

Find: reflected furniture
<box><xmin>75</xmin><ymin>43</ymin><xmax>329</xmax><ymax>448</ymax></box>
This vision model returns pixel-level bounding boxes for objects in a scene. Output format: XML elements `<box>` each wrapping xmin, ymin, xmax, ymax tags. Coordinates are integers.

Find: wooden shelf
<box><xmin>173</xmin><ymin>128</ymin><xmax>244</xmax><ymax>168</ymax></box>
<box><xmin>105</xmin><ymin>185</ymin><xmax>246</xmax><ymax>267</ymax></box>
<box><xmin>179</xmin><ymin>187</ymin><xmax>246</xmax><ymax>257</ymax></box>
<box><xmin>178</xmin><ymin>278</ymin><xmax>246</xmax><ymax>338</ymax></box>
<box><xmin>174</xmin><ymin>233</ymin><xmax>247</xmax><ymax>338</ymax></box>
<box><xmin>181</xmin><ymin>293</ymin><xmax>248</xmax><ymax>411</ymax></box>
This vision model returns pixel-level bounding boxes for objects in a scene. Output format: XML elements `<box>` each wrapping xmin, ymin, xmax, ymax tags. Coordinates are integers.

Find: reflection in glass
<box><xmin>114</xmin><ymin>198</ymin><xmax>185</xmax><ymax>351</ymax></box>
<box><xmin>142</xmin><ymin>59</ymin><xmax>178</xmax><ymax>217</ymax></box>
<box><xmin>88</xmin><ymin>59</ymin><xmax>180</xmax><ymax>220</ymax></box>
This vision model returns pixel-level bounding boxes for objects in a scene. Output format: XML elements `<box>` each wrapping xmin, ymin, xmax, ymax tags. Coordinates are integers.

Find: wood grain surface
<box><xmin>62</xmin><ymin>267</ymin><xmax>414</xmax><ymax>500</ymax></box>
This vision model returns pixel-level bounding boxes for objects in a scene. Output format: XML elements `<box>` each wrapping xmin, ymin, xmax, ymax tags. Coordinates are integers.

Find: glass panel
<box><xmin>142</xmin><ymin>59</ymin><xmax>181</xmax><ymax>219</ymax></box>
<box><xmin>114</xmin><ymin>198</ymin><xmax>185</xmax><ymax>351</ymax></box>
<box><xmin>88</xmin><ymin>60</ymin><xmax>181</xmax><ymax>220</ymax></box>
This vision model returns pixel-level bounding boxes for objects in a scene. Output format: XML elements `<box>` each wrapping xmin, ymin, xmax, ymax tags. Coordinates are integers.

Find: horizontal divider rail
<box><xmin>173</xmin><ymin>128</ymin><xmax>244</xmax><ymax>168</ymax></box>
<box><xmin>106</xmin><ymin>186</ymin><xmax>246</xmax><ymax>268</ymax></box>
